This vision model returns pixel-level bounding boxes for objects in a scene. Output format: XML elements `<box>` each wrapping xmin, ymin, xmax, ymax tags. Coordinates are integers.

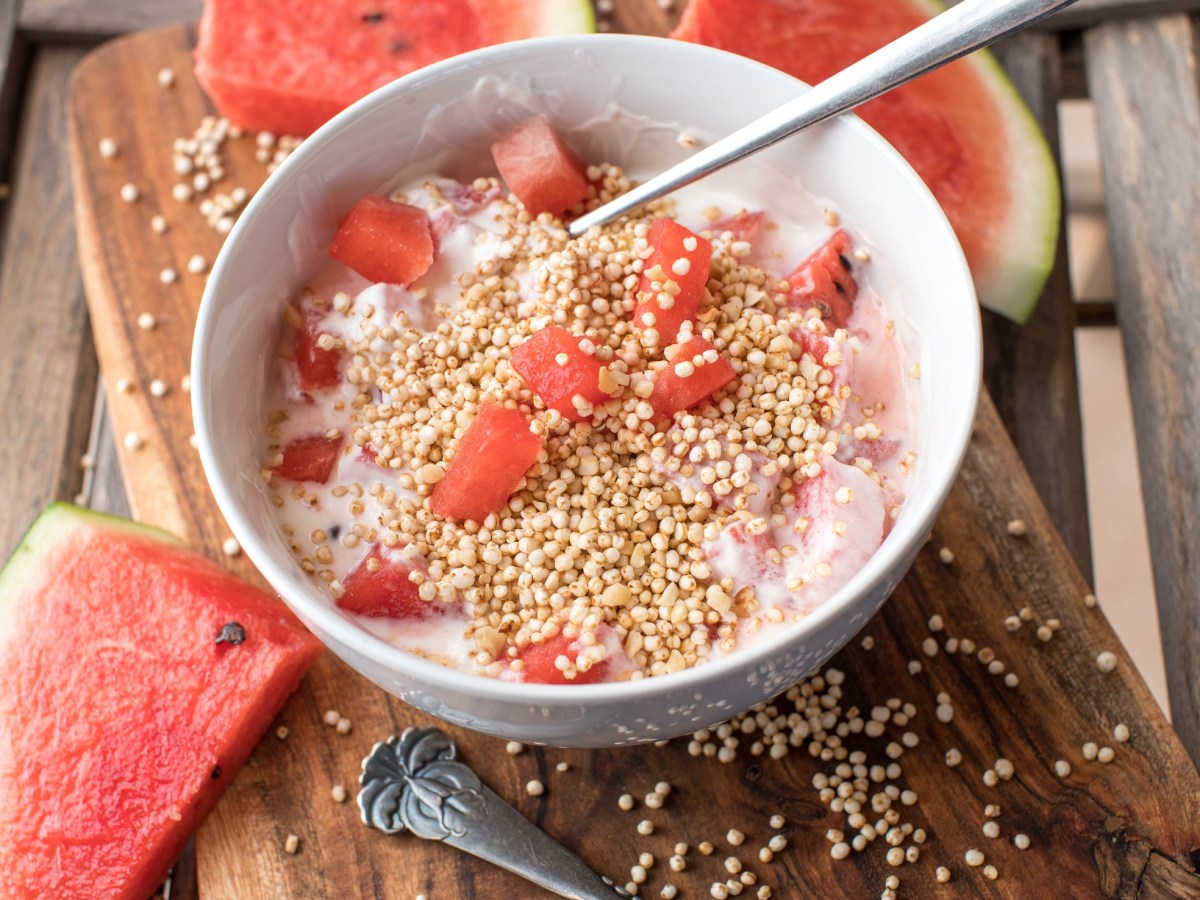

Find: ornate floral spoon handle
<box><xmin>359</xmin><ymin>727</ymin><xmax>632</xmax><ymax>899</ymax></box>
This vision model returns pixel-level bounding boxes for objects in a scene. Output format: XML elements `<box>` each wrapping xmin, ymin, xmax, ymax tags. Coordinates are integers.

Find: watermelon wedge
<box><xmin>0</xmin><ymin>505</ymin><xmax>323</xmax><ymax>899</ymax></box>
<box><xmin>195</xmin><ymin>0</ymin><xmax>596</xmax><ymax>137</ymax></box>
<box><xmin>672</xmin><ymin>0</ymin><xmax>1060</xmax><ymax>322</ymax></box>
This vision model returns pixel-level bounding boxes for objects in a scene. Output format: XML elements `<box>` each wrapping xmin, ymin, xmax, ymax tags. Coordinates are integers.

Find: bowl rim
<box><xmin>192</xmin><ymin>32</ymin><xmax>982</xmax><ymax>706</ymax></box>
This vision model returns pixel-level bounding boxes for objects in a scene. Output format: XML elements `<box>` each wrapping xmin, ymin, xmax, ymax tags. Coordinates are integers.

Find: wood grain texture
<box><xmin>19</xmin><ymin>0</ymin><xmax>199</xmax><ymax>42</ymax></box>
<box><xmin>1041</xmin><ymin>0</ymin><xmax>1200</xmax><ymax>29</ymax></box>
<box><xmin>0</xmin><ymin>45</ymin><xmax>95</xmax><ymax>559</ymax></box>
<box><xmin>0</xmin><ymin>0</ymin><xmax>28</xmax><ymax>184</ymax></box>
<box><xmin>77</xmin><ymin>383</ymin><xmax>133</xmax><ymax>518</ymax></box>
<box><xmin>984</xmin><ymin>31</ymin><xmax>1093</xmax><ymax>585</ymax></box>
<box><xmin>1084</xmin><ymin>14</ymin><xmax>1200</xmax><ymax>766</ymax></box>
<box><xmin>67</xmin><ymin>22</ymin><xmax>1200</xmax><ymax>900</ymax></box>
<box><xmin>68</xmin><ymin>24</ymin><xmax>268</xmax><ymax>548</ymax></box>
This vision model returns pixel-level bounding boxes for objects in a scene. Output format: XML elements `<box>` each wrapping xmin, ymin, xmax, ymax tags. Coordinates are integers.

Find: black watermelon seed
<box><xmin>215</xmin><ymin>621</ymin><xmax>247</xmax><ymax>645</ymax></box>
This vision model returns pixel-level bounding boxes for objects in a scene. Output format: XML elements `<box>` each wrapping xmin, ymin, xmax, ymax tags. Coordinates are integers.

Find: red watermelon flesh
<box><xmin>195</xmin><ymin>0</ymin><xmax>596</xmax><ymax>137</ymax></box>
<box><xmin>330</xmin><ymin>195</ymin><xmax>435</xmax><ymax>286</ymax></box>
<box><xmin>490</xmin><ymin>116</ymin><xmax>591</xmax><ymax>217</ymax></box>
<box><xmin>671</xmin><ymin>0</ymin><xmax>1060</xmax><ymax>322</ymax></box>
<box><xmin>0</xmin><ymin>504</ymin><xmax>323</xmax><ymax>900</ymax></box>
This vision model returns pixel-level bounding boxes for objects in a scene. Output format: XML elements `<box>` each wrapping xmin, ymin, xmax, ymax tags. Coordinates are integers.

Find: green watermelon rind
<box><xmin>0</xmin><ymin>505</ymin><xmax>183</xmax><ymax>628</ymax></box>
<box><xmin>912</xmin><ymin>0</ymin><xmax>1061</xmax><ymax>323</ymax></box>
<box><xmin>531</xmin><ymin>0</ymin><xmax>596</xmax><ymax>35</ymax></box>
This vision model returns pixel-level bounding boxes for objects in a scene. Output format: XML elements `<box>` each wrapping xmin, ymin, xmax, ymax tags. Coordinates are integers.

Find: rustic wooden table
<box><xmin>3</xmin><ymin>0</ymin><xmax>1200</xmax><ymax>897</ymax></box>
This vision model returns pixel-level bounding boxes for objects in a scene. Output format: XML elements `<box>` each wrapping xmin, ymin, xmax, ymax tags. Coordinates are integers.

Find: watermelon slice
<box><xmin>0</xmin><ymin>504</ymin><xmax>322</xmax><ymax>900</ymax></box>
<box><xmin>672</xmin><ymin>0</ymin><xmax>1060</xmax><ymax>322</ymax></box>
<box><xmin>195</xmin><ymin>0</ymin><xmax>596</xmax><ymax>137</ymax></box>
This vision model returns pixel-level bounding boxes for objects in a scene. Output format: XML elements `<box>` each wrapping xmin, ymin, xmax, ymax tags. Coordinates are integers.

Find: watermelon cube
<box><xmin>0</xmin><ymin>504</ymin><xmax>322</xmax><ymax>900</ymax></box>
<box><xmin>337</xmin><ymin>542</ymin><xmax>444</xmax><ymax>620</ymax></box>
<box><xmin>510</xmin><ymin>326</ymin><xmax>614</xmax><ymax>422</ymax></box>
<box><xmin>649</xmin><ymin>336</ymin><xmax>736</xmax><ymax>424</ymax></box>
<box><xmin>792</xmin><ymin>328</ymin><xmax>851</xmax><ymax>423</ymax></box>
<box><xmin>429</xmin><ymin>401</ymin><xmax>542</xmax><ymax>522</ymax></box>
<box><xmin>272</xmin><ymin>434</ymin><xmax>343</xmax><ymax>484</ymax></box>
<box><xmin>329</xmin><ymin>195</ymin><xmax>434</xmax><ymax>286</ymax></box>
<box><xmin>709</xmin><ymin>209</ymin><xmax>766</xmax><ymax>244</ymax></box>
<box><xmin>296</xmin><ymin>309</ymin><xmax>341</xmax><ymax>392</ymax></box>
<box><xmin>782</xmin><ymin>459</ymin><xmax>887</xmax><ymax>590</ymax></box>
<box><xmin>516</xmin><ymin>630</ymin><xmax>611</xmax><ymax>685</ymax></box>
<box><xmin>785</xmin><ymin>229</ymin><xmax>859</xmax><ymax>328</ymax></box>
<box><xmin>490</xmin><ymin>116</ymin><xmax>590</xmax><ymax>217</ymax></box>
<box><xmin>633</xmin><ymin>218</ymin><xmax>713</xmax><ymax>344</ymax></box>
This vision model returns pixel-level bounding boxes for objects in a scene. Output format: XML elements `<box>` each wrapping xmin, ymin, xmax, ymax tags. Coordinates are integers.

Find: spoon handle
<box><xmin>569</xmin><ymin>0</ymin><xmax>1077</xmax><ymax>237</ymax></box>
<box><xmin>359</xmin><ymin>728</ymin><xmax>632</xmax><ymax>899</ymax></box>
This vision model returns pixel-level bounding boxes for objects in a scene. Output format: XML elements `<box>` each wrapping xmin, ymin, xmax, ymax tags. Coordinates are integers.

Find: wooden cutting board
<box><xmin>67</xmin><ymin>18</ymin><xmax>1200</xmax><ymax>900</ymax></box>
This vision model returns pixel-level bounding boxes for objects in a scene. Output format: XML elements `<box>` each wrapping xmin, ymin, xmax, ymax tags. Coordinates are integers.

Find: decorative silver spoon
<box><xmin>359</xmin><ymin>727</ymin><xmax>632</xmax><ymax>899</ymax></box>
<box><xmin>568</xmin><ymin>0</ymin><xmax>1077</xmax><ymax>237</ymax></box>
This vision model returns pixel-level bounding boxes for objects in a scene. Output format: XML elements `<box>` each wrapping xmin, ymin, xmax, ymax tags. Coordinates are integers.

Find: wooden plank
<box><xmin>0</xmin><ymin>0</ymin><xmax>28</xmax><ymax>186</ymax></box>
<box><xmin>18</xmin><ymin>0</ymin><xmax>199</xmax><ymax>43</ymax></box>
<box><xmin>983</xmin><ymin>32</ymin><xmax>1094</xmax><ymax>584</ymax></box>
<box><xmin>68</xmin><ymin>24</ymin><xmax>1200</xmax><ymax>898</ymax></box>
<box><xmin>0</xmin><ymin>45</ymin><xmax>94</xmax><ymax>559</ymax></box>
<box><xmin>78</xmin><ymin>382</ymin><xmax>132</xmax><ymax>518</ymax></box>
<box><xmin>68</xmin><ymin>23</ymin><xmax>259</xmax><ymax>548</ymax></box>
<box><xmin>1085</xmin><ymin>13</ymin><xmax>1200</xmax><ymax>765</ymax></box>
<box><xmin>1042</xmin><ymin>0</ymin><xmax>1200</xmax><ymax>30</ymax></box>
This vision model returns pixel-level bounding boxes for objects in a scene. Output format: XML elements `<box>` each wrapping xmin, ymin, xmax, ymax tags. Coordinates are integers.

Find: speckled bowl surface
<box><xmin>192</xmin><ymin>34</ymin><xmax>980</xmax><ymax>747</ymax></box>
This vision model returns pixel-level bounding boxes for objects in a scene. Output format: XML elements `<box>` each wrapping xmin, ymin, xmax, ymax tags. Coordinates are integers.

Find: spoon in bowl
<box><xmin>568</xmin><ymin>0</ymin><xmax>1077</xmax><ymax>237</ymax></box>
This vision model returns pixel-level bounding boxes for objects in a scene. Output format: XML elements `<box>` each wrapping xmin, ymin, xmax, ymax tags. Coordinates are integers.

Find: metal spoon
<box><xmin>568</xmin><ymin>0</ymin><xmax>1077</xmax><ymax>237</ymax></box>
<box><xmin>359</xmin><ymin>727</ymin><xmax>632</xmax><ymax>899</ymax></box>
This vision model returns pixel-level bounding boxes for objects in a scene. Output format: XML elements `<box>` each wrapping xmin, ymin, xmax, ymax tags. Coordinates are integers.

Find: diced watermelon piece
<box><xmin>0</xmin><ymin>504</ymin><xmax>322</xmax><ymax>900</ymax></box>
<box><xmin>273</xmin><ymin>434</ymin><xmax>343</xmax><ymax>484</ymax></box>
<box><xmin>710</xmin><ymin>209</ymin><xmax>766</xmax><ymax>244</ymax></box>
<box><xmin>430</xmin><ymin>402</ymin><xmax>542</xmax><ymax>521</ymax></box>
<box><xmin>490</xmin><ymin>116</ymin><xmax>590</xmax><ymax>217</ymax></box>
<box><xmin>703</xmin><ymin>518</ymin><xmax>785</xmax><ymax>597</ymax></box>
<box><xmin>649</xmin><ymin>337</ymin><xmax>736</xmax><ymax>424</ymax></box>
<box><xmin>775</xmin><ymin>460</ymin><xmax>888</xmax><ymax>604</ymax></box>
<box><xmin>633</xmin><ymin>218</ymin><xmax>713</xmax><ymax>343</ymax></box>
<box><xmin>296</xmin><ymin>309</ymin><xmax>341</xmax><ymax>392</ymax></box>
<box><xmin>194</xmin><ymin>0</ymin><xmax>596</xmax><ymax>138</ymax></box>
<box><xmin>510</xmin><ymin>326</ymin><xmax>612</xmax><ymax>422</ymax></box>
<box><xmin>785</xmin><ymin>229</ymin><xmax>859</xmax><ymax>328</ymax></box>
<box><xmin>792</xmin><ymin>328</ymin><xmax>851</xmax><ymax>424</ymax></box>
<box><xmin>336</xmin><ymin>543</ymin><xmax>443</xmax><ymax>620</ymax></box>
<box><xmin>329</xmin><ymin>195</ymin><xmax>434</xmax><ymax>286</ymax></box>
<box><xmin>517</xmin><ymin>630</ymin><xmax>610</xmax><ymax>685</ymax></box>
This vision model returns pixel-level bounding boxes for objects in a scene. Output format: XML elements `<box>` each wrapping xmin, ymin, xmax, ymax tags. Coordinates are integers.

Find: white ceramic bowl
<box><xmin>193</xmin><ymin>34</ymin><xmax>980</xmax><ymax>747</ymax></box>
